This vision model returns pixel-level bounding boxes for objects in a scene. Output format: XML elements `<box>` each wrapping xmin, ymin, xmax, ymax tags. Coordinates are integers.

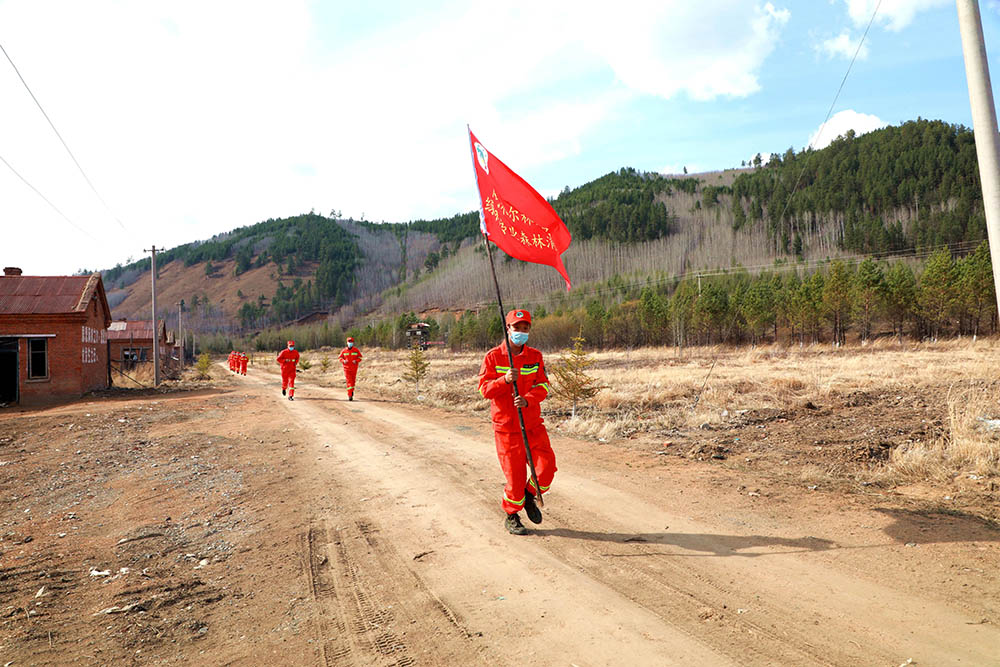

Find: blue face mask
<box><xmin>509</xmin><ymin>331</ymin><xmax>529</xmax><ymax>346</ymax></box>
<box><xmin>288</xmin><ymin>346</ymin><xmax>294</xmax><ymax>351</ymax></box>
<box><xmin>347</xmin><ymin>342</ymin><xmax>354</xmax><ymax>348</ymax></box>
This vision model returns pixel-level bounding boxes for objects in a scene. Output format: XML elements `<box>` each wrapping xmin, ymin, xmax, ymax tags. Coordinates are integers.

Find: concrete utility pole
<box><xmin>145</xmin><ymin>245</ymin><xmax>160</xmax><ymax>386</ymax></box>
<box><xmin>957</xmin><ymin>0</ymin><xmax>1000</xmax><ymax>317</ymax></box>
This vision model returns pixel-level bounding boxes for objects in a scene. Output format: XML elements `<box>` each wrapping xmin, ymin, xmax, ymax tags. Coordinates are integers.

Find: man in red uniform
<box><xmin>276</xmin><ymin>340</ymin><xmax>300</xmax><ymax>401</ymax></box>
<box><xmin>478</xmin><ymin>309</ymin><xmax>555</xmax><ymax>535</ymax></box>
<box><xmin>338</xmin><ymin>337</ymin><xmax>362</xmax><ymax>401</ymax></box>
<box><xmin>228</xmin><ymin>351</ymin><xmax>234</xmax><ymax>372</ymax></box>
<box><xmin>239</xmin><ymin>352</ymin><xmax>248</xmax><ymax>376</ymax></box>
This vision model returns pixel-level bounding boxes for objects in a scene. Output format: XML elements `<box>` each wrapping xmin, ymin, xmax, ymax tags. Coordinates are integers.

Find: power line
<box><xmin>0</xmin><ymin>151</ymin><xmax>96</xmax><ymax>241</ymax></box>
<box><xmin>773</xmin><ymin>0</ymin><xmax>882</xmax><ymax>227</ymax></box>
<box><xmin>0</xmin><ymin>40</ymin><xmax>126</xmax><ymax>230</ymax></box>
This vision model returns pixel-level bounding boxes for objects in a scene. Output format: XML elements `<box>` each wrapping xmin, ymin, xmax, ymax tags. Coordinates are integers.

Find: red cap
<box><xmin>287</xmin><ymin>340</ymin><xmax>295</xmax><ymax>347</ymax></box>
<box><xmin>347</xmin><ymin>337</ymin><xmax>355</xmax><ymax>342</ymax></box>
<box><xmin>505</xmin><ymin>309</ymin><xmax>531</xmax><ymax>326</ymax></box>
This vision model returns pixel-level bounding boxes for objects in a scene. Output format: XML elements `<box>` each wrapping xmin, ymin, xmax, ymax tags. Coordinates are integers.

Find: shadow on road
<box><xmin>875</xmin><ymin>507</ymin><xmax>1000</xmax><ymax>545</ymax></box>
<box><xmin>533</xmin><ymin>527</ymin><xmax>837</xmax><ymax>557</ymax></box>
<box><xmin>292</xmin><ymin>395</ymin><xmax>396</xmax><ymax>404</ymax></box>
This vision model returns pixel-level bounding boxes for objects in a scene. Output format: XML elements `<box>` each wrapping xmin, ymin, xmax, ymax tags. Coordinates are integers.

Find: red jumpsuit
<box><xmin>478</xmin><ymin>342</ymin><xmax>556</xmax><ymax>515</ymax></box>
<box><xmin>276</xmin><ymin>348</ymin><xmax>300</xmax><ymax>397</ymax></box>
<box><xmin>338</xmin><ymin>345</ymin><xmax>362</xmax><ymax>399</ymax></box>
<box><xmin>228</xmin><ymin>352</ymin><xmax>234</xmax><ymax>372</ymax></box>
<box><xmin>239</xmin><ymin>353</ymin><xmax>248</xmax><ymax>375</ymax></box>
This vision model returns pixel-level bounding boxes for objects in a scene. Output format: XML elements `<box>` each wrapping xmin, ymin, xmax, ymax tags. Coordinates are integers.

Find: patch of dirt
<box><xmin>0</xmin><ymin>379</ymin><xmax>320</xmax><ymax>664</ymax></box>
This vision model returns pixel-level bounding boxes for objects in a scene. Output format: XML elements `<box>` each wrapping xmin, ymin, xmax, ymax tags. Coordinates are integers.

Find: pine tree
<box><xmin>919</xmin><ymin>248</ymin><xmax>958</xmax><ymax>339</ymax></box>
<box><xmin>321</xmin><ymin>355</ymin><xmax>331</xmax><ymax>373</ymax></box>
<box><xmin>803</xmin><ymin>272</ymin><xmax>826</xmax><ymax>343</ymax></box>
<box><xmin>196</xmin><ymin>352</ymin><xmax>212</xmax><ymax>380</ymax></box>
<box><xmin>402</xmin><ymin>343</ymin><xmax>430</xmax><ymax>395</ymax></box>
<box><xmin>669</xmin><ymin>280</ymin><xmax>698</xmax><ymax>351</ymax></box>
<box><xmin>823</xmin><ymin>261</ymin><xmax>853</xmax><ymax>346</ymax></box>
<box><xmin>884</xmin><ymin>262</ymin><xmax>917</xmax><ymax>341</ymax></box>
<box><xmin>853</xmin><ymin>258</ymin><xmax>885</xmax><ymax>343</ymax></box>
<box><xmin>958</xmin><ymin>241</ymin><xmax>996</xmax><ymax>339</ymax></box>
<box><xmin>551</xmin><ymin>335</ymin><xmax>604</xmax><ymax>418</ymax></box>
<box><xmin>740</xmin><ymin>275</ymin><xmax>776</xmax><ymax>345</ymax></box>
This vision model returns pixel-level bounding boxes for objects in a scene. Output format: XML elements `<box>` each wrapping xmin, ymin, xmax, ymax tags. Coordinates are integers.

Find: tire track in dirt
<box><xmin>301</xmin><ymin>496</ymin><xmax>484</xmax><ymax>665</ymax></box>
<box><xmin>302</xmin><ymin>525</ymin><xmax>349</xmax><ymax>665</ymax></box>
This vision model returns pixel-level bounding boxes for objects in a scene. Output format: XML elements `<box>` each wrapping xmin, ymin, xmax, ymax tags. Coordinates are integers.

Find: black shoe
<box><xmin>288</xmin><ymin>396</ymin><xmax>294</xmax><ymax>401</ymax></box>
<box><xmin>523</xmin><ymin>491</ymin><xmax>542</xmax><ymax>524</ymax></box>
<box><xmin>348</xmin><ymin>395</ymin><xmax>353</xmax><ymax>401</ymax></box>
<box><xmin>504</xmin><ymin>513</ymin><xmax>528</xmax><ymax>535</ymax></box>
<box><xmin>282</xmin><ymin>388</ymin><xmax>286</xmax><ymax>396</ymax></box>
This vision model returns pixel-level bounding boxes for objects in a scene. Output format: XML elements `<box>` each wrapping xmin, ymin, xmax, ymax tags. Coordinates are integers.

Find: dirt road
<box><xmin>246</xmin><ymin>365</ymin><xmax>1000</xmax><ymax>666</ymax></box>
<box><xmin>2</xmin><ymin>362</ymin><xmax>999</xmax><ymax>665</ymax></box>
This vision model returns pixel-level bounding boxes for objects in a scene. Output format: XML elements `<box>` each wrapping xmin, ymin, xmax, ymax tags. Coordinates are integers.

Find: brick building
<box><xmin>0</xmin><ymin>267</ymin><xmax>112</xmax><ymax>405</ymax></box>
<box><xmin>107</xmin><ymin>319</ymin><xmax>169</xmax><ymax>369</ymax></box>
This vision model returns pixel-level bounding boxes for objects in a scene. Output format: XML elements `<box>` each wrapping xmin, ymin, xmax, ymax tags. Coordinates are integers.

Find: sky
<box><xmin>3</xmin><ymin>0</ymin><xmax>1000</xmax><ymax>275</ymax></box>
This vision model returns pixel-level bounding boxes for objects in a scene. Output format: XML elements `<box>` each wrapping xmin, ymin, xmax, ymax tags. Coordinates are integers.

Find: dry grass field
<box><xmin>301</xmin><ymin>338</ymin><xmax>1000</xmax><ymax>517</ymax></box>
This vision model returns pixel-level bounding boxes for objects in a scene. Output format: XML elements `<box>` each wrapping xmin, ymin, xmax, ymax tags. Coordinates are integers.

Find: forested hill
<box><xmin>384</xmin><ymin>170</ymin><xmax>689</xmax><ymax>245</ymax></box>
<box><xmin>97</xmin><ymin>118</ymin><xmax>987</xmax><ymax>333</ymax></box>
<box><xmin>397</xmin><ymin>118</ymin><xmax>986</xmax><ymax>255</ymax></box>
<box><xmin>729</xmin><ymin>119</ymin><xmax>983</xmax><ymax>255</ymax></box>
<box><xmin>103</xmin><ymin>213</ymin><xmax>359</xmax><ymax>306</ymax></box>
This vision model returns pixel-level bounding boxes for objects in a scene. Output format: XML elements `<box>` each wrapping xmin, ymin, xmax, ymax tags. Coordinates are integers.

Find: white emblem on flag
<box><xmin>475</xmin><ymin>142</ymin><xmax>489</xmax><ymax>174</ymax></box>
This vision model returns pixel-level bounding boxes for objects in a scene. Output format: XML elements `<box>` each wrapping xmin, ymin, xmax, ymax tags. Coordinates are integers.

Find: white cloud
<box><xmin>843</xmin><ymin>0</ymin><xmax>950</xmax><ymax>32</ymax></box>
<box><xmin>808</xmin><ymin>109</ymin><xmax>887</xmax><ymax>149</ymax></box>
<box><xmin>577</xmin><ymin>1</ymin><xmax>791</xmax><ymax>101</ymax></box>
<box><xmin>0</xmin><ymin>0</ymin><xmax>794</xmax><ymax>274</ymax></box>
<box><xmin>817</xmin><ymin>31</ymin><xmax>870</xmax><ymax>60</ymax></box>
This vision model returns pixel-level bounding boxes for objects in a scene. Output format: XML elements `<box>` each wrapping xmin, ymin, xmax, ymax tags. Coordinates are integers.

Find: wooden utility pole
<box><xmin>145</xmin><ymin>245</ymin><xmax>160</xmax><ymax>386</ymax></box>
<box><xmin>177</xmin><ymin>301</ymin><xmax>184</xmax><ymax>369</ymax></box>
<box><xmin>957</xmin><ymin>0</ymin><xmax>1000</xmax><ymax>316</ymax></box>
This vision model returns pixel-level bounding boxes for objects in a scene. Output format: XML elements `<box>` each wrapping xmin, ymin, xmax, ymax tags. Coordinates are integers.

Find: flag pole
<box><xmin>468</xmin><ymin>126</ymin><xmax>545</xmax><ymax>508</ymax></box>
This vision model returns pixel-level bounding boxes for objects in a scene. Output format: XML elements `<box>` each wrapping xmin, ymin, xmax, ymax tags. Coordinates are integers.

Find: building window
<box><xmin>122</xmin><ymin>347</ymin><xmax>148</xmax><ymax>362</ymax></box>
<box><xmin>28</xmin><ymin>339</ymin><xmax>48</xmax><ymax>379</ymax></box>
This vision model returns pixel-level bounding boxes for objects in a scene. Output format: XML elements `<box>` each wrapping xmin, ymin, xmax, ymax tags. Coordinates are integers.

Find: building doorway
<box><xmin>0</xmin><ymin>338</ymin><xmax>17</xmax><ymax>405</ymax></box>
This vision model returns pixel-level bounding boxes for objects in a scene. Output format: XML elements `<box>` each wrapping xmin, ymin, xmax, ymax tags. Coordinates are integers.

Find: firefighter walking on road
<box><xmin>276</xmin><ymin>340</ymin><xmax>300</xmax><ymax>401</ymax></box>
<box><xmin>239</xmin><ymin>352</ymin><xmax>248</xmax><ymax>376</ymax></box>
<box><xmin>338</xmin><ymin>337</ymin><xmax>362</xmax><ymax>401</ymax></box>
<box><xmin>478</xmin><ymin>309</ymin><xmax>556</xmax><ymax>535</ymax></box>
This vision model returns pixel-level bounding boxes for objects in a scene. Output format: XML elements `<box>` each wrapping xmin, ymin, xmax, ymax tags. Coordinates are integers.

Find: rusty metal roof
<box><xmin>0</xmin><ymin>275</ymin><xmax>100</xmax><ymax>315</ymax></box>
<box><xmin>107</xmin><ymin>319</ymin><xmax>158</xmax><ymax>341</ymax></box>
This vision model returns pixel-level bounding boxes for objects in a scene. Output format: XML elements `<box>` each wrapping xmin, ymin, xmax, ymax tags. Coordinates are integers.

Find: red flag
<box><xmin>469</xmin><ymin>129</ymin><xmax>572</xmax><ymax>289</ymax></box>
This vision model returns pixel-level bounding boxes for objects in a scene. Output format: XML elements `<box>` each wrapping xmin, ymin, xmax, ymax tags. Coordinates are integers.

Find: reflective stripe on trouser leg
<box><xmin>495</xmin><ymin>425</ymin><xmax>557</xmax><ymax>514</ymax></box>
